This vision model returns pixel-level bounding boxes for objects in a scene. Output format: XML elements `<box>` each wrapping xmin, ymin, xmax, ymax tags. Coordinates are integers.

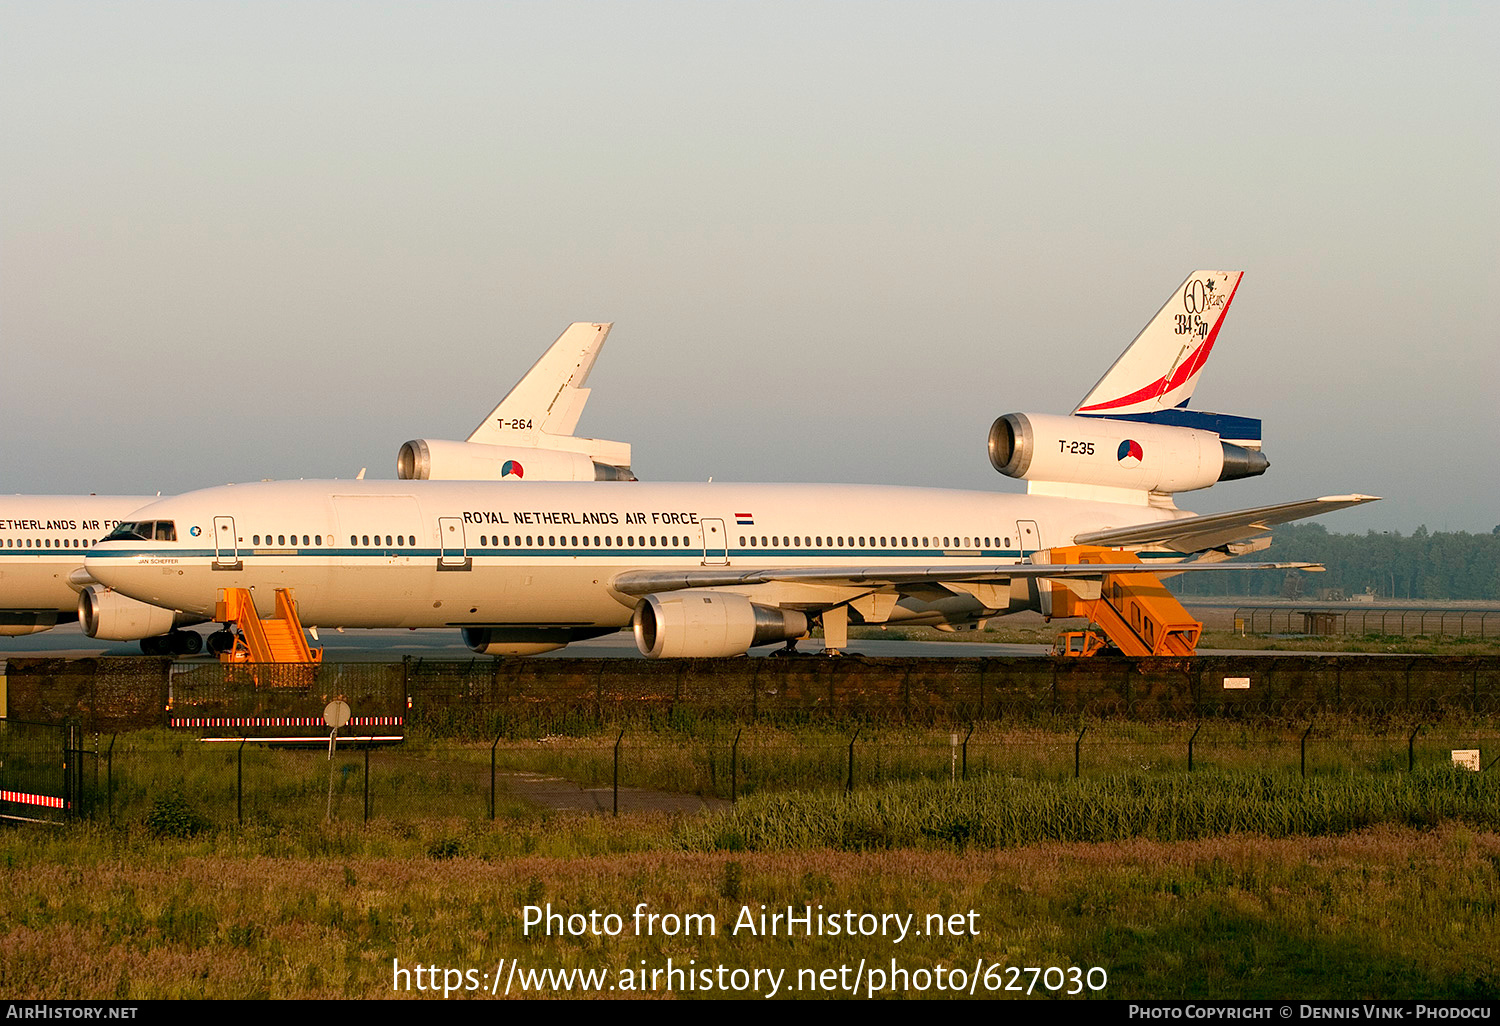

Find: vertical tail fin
<box><xmin>467</xmin><ymin>322</ymin><xmax>613</xmax><ymax>444</ymax></box>
<box><xmin>1073</xmin><ymin>271</ymin><xmax>1243</xmax><ymax>416</ymax></box>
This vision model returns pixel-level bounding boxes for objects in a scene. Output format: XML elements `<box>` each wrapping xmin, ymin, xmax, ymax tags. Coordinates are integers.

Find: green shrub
<box><xmin>144</xmin><ymin>788</ymin><xmax>210</xmax><ymax>839</ymax></box>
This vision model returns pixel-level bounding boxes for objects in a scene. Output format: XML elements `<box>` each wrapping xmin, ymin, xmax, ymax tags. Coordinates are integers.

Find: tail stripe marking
<box><xmin>1077</xmin><ymin>274</ymin><xmax>1241</xmax><ymax>413</ymax></box>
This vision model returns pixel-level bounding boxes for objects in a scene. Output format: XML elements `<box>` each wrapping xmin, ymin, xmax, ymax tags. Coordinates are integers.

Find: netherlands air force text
<box><xmin>462</xmin><ymin>509</ymin><xmax>700</xmax><ymax>527</ymax></box>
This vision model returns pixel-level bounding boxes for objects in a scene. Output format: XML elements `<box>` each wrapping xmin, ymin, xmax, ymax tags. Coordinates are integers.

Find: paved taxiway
<box><xmin>0</xmin><ymin>624</ymin><xmax>1054</xmax><ymax>661</ymax></box>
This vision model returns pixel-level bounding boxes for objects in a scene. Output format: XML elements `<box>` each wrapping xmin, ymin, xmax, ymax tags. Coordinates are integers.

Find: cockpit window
<box><xmin>104</xmin><ymin>521</ymin><xmax>150</xmax><ymax>542</ymax></box>
<box><xmin>102</xmin><ymin>520</ymin><xmax>176</xmax><ymax>543</ymax></box>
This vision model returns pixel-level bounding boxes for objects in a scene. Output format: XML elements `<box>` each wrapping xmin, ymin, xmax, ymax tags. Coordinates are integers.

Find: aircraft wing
<box><xmin>1070</xmin><ymin>494</ymin><xmax>1381</xmax><ymax>554</ymax></box>
<box><xmin>610</xmin><ymin>560</ymin><xmax>1320</xmax><ymax>597</ymax></box>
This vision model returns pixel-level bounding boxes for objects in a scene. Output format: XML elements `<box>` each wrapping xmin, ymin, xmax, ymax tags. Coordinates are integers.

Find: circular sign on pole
<box><xmin>324</xmin><ymin>701</ymin><xmax>351</xmax><ymax>730</ymax></box>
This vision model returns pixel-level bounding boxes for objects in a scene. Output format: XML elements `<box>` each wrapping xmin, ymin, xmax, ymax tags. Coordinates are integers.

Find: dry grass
<box><xmin>5</xmin><ymin>824</ymin><xmax>1500</xmax><ymax>999</ymax></box>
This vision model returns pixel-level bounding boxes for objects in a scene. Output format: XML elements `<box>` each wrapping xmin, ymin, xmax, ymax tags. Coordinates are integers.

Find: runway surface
<box><xmin>0</xmin><ymin>623</ymin><xmax>1053</xmax><ymax>661</ymax></box>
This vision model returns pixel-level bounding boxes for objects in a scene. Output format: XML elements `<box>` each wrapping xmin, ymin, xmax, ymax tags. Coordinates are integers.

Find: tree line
<box><xmin>1167</xmin><ymin>523</ymin><xmax>1500</xmax><ymax>601</ymax></box>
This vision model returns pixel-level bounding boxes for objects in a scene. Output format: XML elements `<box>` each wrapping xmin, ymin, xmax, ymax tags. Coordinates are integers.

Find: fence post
<box><xmin>962</xmin><ymin>723</ymin><xmax>975</xmax><ymax>782</ymax></box>
<box><xmin>613</xmin><ymin>730</ymin><xmax>624</xmax><ymax>816</ymax></box>
<box><xmin>237</xmin><ymin>737</ymin><xmax>246</xmax><ymax>825</ymax></box>
<box><xmin>1188</xmin><ymin>721</ymin><xmax>1202</xmax><ymax>772</ymax></box>
<box><xmin>731</xmin><ymin>728</ymin><xmax>741</xmax><ymax>805</ymax></box>
<box><xmin>846</xmin><ymin>728</ymin><xmax>860</xmax><ymax>793</ymax></box>
<box><xmin>490</xmin><ymin>732</ymin><xmax>502</xmax><ymax>821</ymax></box>
<box><xmin>1301</xmin><ymin>721</ymin><xmax>1314</xmax><ymax>778</ymax></box>
<box><xmin>1409</xmin><ymin>724</ymin><xmax>1422</xmax><ymax>773</ymax></box>
<box><xmin>364</xmin><ymin>745</ymin><xmax>370</xmax><ymax>824</ymax></box>
<box><xmin>1075</xmin><ymin>725</ymin><xmax>1087</xmax><ymax>780</ymax></box>
<box><xmin>62</xmin><ymin>722</ymin><xmax>73</xmax><ymax>823</ymax></box>
<box><xmin>106</xmin><ymin>734</ymin><xmax>117</xmax><ymax>824</ymax></box>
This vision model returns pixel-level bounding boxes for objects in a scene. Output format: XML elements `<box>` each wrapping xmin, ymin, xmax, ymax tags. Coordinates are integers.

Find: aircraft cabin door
<box><xmin>437</xmin><ymin>517</ymin><xmax>471</xmax><ymax>571</ymax></box>
<box><xmin>212</xmin><ymin>516</ymin><xmax>241</xmax><ymax>571</ymax></box>
<box><xmin>701</xmin><ymin>518</ymin><xmax>728</xmax><ymax>566</ymax></box>
<box><xmin>1016</xmin><ymin>520</ymin><xmax>1041</xmax><ymax>561</ymax></box>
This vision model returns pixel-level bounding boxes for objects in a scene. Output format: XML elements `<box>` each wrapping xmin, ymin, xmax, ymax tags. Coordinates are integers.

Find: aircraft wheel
<box><xmin>172</xmin><ymin>630</ymin><xmax>204</xmax><ymax>656</ymax></box>
<box><xmin>206</xmin><ymin>629</ymin><xmax>235</xmax><ymax>656</ymax></box>
<box><xmin>139</xmin><ymin>636</ymin><xmax>165</xmax><ymax>656</ymax></box>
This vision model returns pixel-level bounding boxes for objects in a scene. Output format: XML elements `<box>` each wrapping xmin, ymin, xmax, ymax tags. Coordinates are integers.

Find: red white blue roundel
<box><xmin>501</xmin><ymin>460</ymin><xmax>524</xmax><ymax>479</ymax></box>
<box><xmin>1117</xmin><ymin>439</ymin><xmax>1144</xmax><ymax>465</ymax></box>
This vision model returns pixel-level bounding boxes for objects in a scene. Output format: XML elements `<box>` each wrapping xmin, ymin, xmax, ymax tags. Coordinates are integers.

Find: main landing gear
<box><xmin>138</xmin><ymin>630</ymin><xmax>203</xmax><ymax>657</ymax></box>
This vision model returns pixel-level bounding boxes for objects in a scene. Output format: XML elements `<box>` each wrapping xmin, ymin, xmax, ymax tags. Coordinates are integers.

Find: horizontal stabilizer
<box><xmin>1076</xmin><ymin>408</ymin><xmax>1262</xmax><ymax>448</ymax></box>
<box><xmin>1071</xmin><ymin>494</ymin><xmax>1381</xmax><ymax>553</ymax></box>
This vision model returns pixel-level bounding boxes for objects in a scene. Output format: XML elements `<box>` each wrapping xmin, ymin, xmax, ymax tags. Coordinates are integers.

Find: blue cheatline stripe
<box><xmin>85</xmin><ymin>546</ymin><xmax>1044</xmax><ymax>561</ymax></box>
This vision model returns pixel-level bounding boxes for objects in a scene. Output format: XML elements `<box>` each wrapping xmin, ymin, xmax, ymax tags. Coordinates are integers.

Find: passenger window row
<box><xmin>736</xmin><ymin>534</ymin><xmax>1014</xmax><ymax>548</ymax></box>
<box><xmin>4</xmin><ymin>538</ymin><xmax>94</xmax><ymax>549</ymax></box>
<box><xmin>474</xmin><ymin>535</ymin><xmax>688</xmax><ymax>548</ymax></box>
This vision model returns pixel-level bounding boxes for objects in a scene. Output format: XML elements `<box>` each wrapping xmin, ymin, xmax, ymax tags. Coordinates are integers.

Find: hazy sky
<box><xmin>4</xmin><ymin>2</ymin><xmax>1496</xmax><ymax>533</ymax></box>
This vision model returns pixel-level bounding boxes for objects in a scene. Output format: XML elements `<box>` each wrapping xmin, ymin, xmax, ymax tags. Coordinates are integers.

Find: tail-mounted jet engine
<box><xmin>632</xmin><ymin>592</ymin><xmax>809</xmax><ymax>659</ymax></box>
<box><xmin>398</xmin><ymin>439</ymin><xmax>635</xmax><ymax>482</ymax></box>
<box><xmin>987</xmin><ymin>412</ymin><xmax>1268</xmax><ymax>495</ymax></box>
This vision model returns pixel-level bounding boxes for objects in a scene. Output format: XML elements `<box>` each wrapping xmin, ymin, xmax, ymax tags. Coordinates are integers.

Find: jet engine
<box><xmin>461</xmin><ymin>626</ymin><xmax>573</xmax><ymax>656</ymax></box>
<box><xmin>987</xmin><ymin>413</ymin><xmax>1268</xmax><ymax>495</ymax></box>
<box><xmin>78</xmin><ymin>585</ymin><xmax>203</xmax><ymax>642</ymax></box>
<box><xmin>632</xmin><ymin>592</ymin><xmax>808</xmax><ymax>659</ymax></box>
<box><xmin>0</xmin><ymin>613</ymin><xmax>59</xmax><ymax>637</ymax></box>
<box><xmin>398</xmin><ymin>439</ymin><xmax>635</xmax><ymax>482</ymax></box>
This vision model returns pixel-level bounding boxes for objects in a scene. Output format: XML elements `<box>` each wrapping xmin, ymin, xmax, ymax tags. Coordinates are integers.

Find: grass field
<box><xmin>54</xmin><ymin>718</ymin><xmax>1500</xmax><ymax>828</ymax></box>
<box><xmin>6</xmin><ymin>717</ymin><xmax>1500</xmax><ymax>1000</ymax></box>
<box><xmin>845</xmin><ymin>621</ymin><xmax>1500</xmax><ymax>656</ymax></box>
<box><xmin>5</xmin><ymin>808</ymin><xmax>1500</xmax><ymax>999</ymax></box>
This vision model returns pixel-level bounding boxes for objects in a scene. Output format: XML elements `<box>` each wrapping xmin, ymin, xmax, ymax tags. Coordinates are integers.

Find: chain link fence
<box><xmin>6</xmin><ymin>654</ymin><xmax>1500</xmax><ymax>830</ymax></box>
<box><xmin>7</xmin><ymin>654</ymin><xmax>1498</xmax><ymax>735</ymax></box>
<box><xmin>18</xmin><ymin>720</ymin><xmax>1488</xmax><ymax>833</ymax></box>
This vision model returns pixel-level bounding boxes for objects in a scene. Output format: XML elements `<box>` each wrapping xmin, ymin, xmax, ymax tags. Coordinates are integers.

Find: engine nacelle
<box><xmin>398</xmin><ymin>439</ymin><xmax>635</xmax><ymax>482</ymax></box>
<box><xmin>987</xmin><ymin>413</ymin><xmax>1267</xmax><ymax>495</ymax></box>
<box><xmin>460</xmin><ymin>626</ymin><xmax>572</xmax><ymax>656</ymax></box>
<box><xmin>79</xmin><ymin>585</ymin><xmax>197</xmax><ymax>640</ymax></box>
<box><xmin>0</xmin><ymin>612</ymin><xmax>59</xmax><ymax>637</ymax></box>
<box><xmin>633</xmin><ymin>592</ymin><xmax>809</xmax><ymax>659</ymax></box>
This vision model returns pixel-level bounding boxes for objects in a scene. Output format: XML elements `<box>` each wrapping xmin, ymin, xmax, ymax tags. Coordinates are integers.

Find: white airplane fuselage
<box><xmin>82</xmin><ymin>479</ymin><xmax>1186</xmax><ymax>631</ymax></box>
<box><xmin>0</xmin><ymin>495</ymin><xmax>156</xmax><ymax>634</ymax></box>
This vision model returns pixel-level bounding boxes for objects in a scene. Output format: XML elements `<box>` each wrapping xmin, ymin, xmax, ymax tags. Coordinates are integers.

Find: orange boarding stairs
<box><xmin>1044</xmin><ymin>545</ymin><xmax>1203</xmax><ymax>657</ymax></box>
<box><xmin>215</xmin><ymin>588</ymin><xmax>323</xmax><ymax>664</ymax></box>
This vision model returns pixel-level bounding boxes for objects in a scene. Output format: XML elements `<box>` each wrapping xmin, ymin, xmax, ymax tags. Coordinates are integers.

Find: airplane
<box><xmin>81</xmin><ymin>271</ymin><xmax>1379</xmax><ymax>658</ymax></box>
<box><xmin>2</xmin><ymin>321</ymin><xmax>632</xmax><ymax>655</ymax></box>
<box><xmin>0</xmin><ymin>494</ymin><xmax>169</xmax><ymax>642</ymax></box>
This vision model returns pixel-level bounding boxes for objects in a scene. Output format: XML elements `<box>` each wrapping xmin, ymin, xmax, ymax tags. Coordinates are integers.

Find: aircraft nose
<box><xmin>82</xmin><ymin>547</ymin><xmax>123</xmax><ymax>587</ymax></box>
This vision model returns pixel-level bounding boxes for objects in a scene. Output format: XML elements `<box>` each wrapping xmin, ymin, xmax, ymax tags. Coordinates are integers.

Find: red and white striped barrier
<box><xmin>1</xmin><ymin>789</ymin><xmax>68</xmax><ymax>809</ymax></box>
<box><xmin>170</xmin><ymin>716</ymin><xmax>404</xmax><ymax>728</ymax></box>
